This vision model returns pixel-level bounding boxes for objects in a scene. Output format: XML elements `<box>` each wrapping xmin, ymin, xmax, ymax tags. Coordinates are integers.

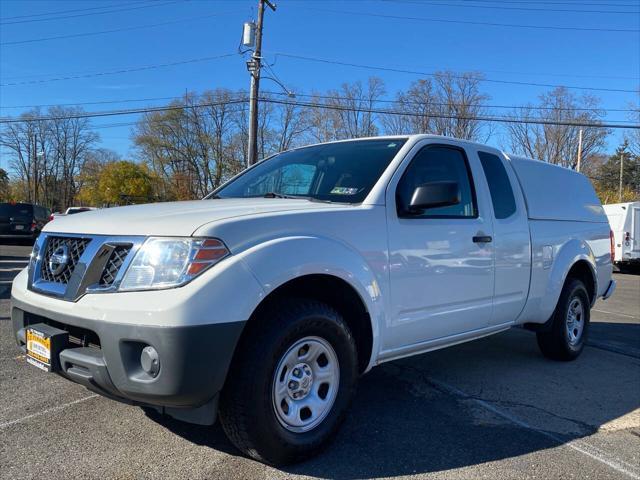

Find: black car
<box><xmin>0</xmin><ymin>202</ymin><xmax>51</xmax><ymax>242</ymax></box>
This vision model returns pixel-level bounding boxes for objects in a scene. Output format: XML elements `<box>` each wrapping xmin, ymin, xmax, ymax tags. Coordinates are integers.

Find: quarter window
<box><xmin>478</xmin><ymin>151</ymin><xmax>517</xmax><ymax>219</ymax></box>
<box><xmin>396</xmin><ymin>145</ymin><xmax>477</xmax><ymax>218</ymax></box>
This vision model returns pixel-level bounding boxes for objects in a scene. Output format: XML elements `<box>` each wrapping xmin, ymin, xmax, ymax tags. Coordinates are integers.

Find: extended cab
<box><xmin>11</xmin><ymin>135</ymin><xmax>615</xmax><ymax>465</ymax></box>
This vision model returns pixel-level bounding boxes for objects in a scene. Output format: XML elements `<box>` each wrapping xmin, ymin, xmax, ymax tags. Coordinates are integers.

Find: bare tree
<box><xmin>382</xmin><ymin>79</ymin><xmax>436</xmax><ymax>135</ymax></box>
<box><xmin>307</xmin><ymin>92</ymin><xmax>338</xmax><ymax>143</ymax></box>
<box><xmin>0</xmin><ymin>107</ymin><xmax>97</xmax><ymax>208</ymax></box>
<box><xmin>327</xmin><ymin>77</ymin><xmax>386</xmax><ymax>139</ymax></box>
<box><xmin>381</xmin><ymin>72</ymin><xmax>490</xmax><ymax>141</ymax></box>
<box><xmin>135</xmin><ymin>89</ymin><xmax>245</xmax><ymax>199</ymax></box>
<box><xmin>0</xmin><ymin>110</ymin><xmax>44</xmax><ymax>203</ymax></box>
<box><xmin>431</xmin><ymin>72</ymin><xmax>490</xmax><ymax>141</ymax></box>
<box><xmin>272</xmin><ymin>95</ymin><xmax>310</xmax><ymax>152</ymax></box>
<box><xmin>625</xmin><ymin>99</ymin><xmax>640</xmax><ymax>158</ymax></box>
<box><xmin>507</xmin><ymin>87</ymin><xmax>609</xmax><ymax>168</ymax></box>
<box><xmin>46</xmin><ymin>107</ymin><xmax>99</xmax><ymax>208</ymax></box>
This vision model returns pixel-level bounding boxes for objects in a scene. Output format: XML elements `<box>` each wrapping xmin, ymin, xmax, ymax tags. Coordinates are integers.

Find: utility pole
<box><xmin>576</xmin><ymin>128</ymin><xmax>583</xmax><ymax>172</ymax></box>
<box><xmin>32</xmin><ymin>133</ymin><xmax>38</xmax><ymax>203</ymax></box>
<box><xmin>619</xmin><ymin>148</ymin><xmax>625</xmax><ymax>202</ymax></box>
<box><xmin>246</xmin><ymin>0</ymin><xmax>276</xmax><ymax>168</ymax></box>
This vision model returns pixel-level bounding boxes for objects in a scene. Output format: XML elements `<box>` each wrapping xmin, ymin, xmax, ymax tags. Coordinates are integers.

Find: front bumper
<box><xmin>12</xmin><ymin>299</ymin><xmax>245</xmax><ymax>424</ymax></box>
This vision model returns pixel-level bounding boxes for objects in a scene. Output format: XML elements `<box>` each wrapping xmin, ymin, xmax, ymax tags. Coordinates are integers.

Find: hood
<box><xmin>44</xmin><ymin>198</ymin><xmax>347</xmax><ymax>236</ymax></box>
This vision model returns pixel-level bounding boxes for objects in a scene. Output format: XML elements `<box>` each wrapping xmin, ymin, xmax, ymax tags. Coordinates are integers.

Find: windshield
<box><xmin>66</xmin><ymin>207</ymin><xmax>92</xmax><ymax>214</ymax></box>
<box><xmin>214</xmin><ymin>139</ymin><xmax>407</xmax><ymax>204</ymax></box>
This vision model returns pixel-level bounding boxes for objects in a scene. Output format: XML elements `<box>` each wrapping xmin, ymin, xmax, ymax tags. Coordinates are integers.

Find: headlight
<box><xmin>119</xmin><ymin>237</ymin><xmax>229</xmax><ymax>291</ymax></box>
<box><xmin>28</xmin><ymin>239</ymin><xmax>41</xmax><ymax>275</ymax></box>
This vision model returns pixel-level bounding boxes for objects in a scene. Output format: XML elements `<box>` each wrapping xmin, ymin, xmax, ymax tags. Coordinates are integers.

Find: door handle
<box><xmin>473</xmin><ymin>235</ymin><xmax>492</xmax><ymax>243</ymax></box>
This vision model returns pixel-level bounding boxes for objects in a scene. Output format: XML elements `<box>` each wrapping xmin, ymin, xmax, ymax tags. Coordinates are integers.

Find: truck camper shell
<box><xmin>505</xmin><ymin>154</ymin><xmax>607</xmax><ymax>224</ymax></box>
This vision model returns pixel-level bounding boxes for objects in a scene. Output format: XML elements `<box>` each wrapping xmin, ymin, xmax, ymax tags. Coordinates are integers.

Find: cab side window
<box><xmin>396</xmin><ymin>145</ymin><xmax>477</xmax><ymax>218</ymax></box>
<box><xmin>478</xmin><ymin>151</ymin><xmax>517</xmax><ymax>219</ymax></box>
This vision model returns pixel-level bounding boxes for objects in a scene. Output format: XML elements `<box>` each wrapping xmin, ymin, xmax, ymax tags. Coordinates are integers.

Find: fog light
<box><xmin>140</xmin><ymin>346</ymin><xmax>160</xmax><ymax>377</ymax></box>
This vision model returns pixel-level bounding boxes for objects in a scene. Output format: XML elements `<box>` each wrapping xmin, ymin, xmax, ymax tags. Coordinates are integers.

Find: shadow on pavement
<box><xmin>147</xmin><ymin>323</ymin><xmax>640</xmax><ymax>478</ymax></box>
<box><xmin>589</xmin><ymin>322</ymin><xmax>640</xmax><ymax>358</ymax></box>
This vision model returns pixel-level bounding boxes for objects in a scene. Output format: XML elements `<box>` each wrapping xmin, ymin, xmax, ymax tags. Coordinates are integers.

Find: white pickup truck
<box><xmin>12</xmin><ymin>135</ymin><xmax>615</xmax><ymax>465</ymax></box>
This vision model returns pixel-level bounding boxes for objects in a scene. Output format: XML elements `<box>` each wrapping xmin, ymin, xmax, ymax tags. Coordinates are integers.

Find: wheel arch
<box><xmin>565</xmin><ymin>259</ymin><xmax>597</xmax><ymax>305</ymax></box>
<box><xmin>244</xmin><ymin>274</ymin><xmax>374</xmax><ymax>374</ymax></box>
<box><xmin>231</xmin><ymin>235</ymin><xmax>386</xmax><ymax>373</ymax></box>
<box><xmin>523</xmin><ymin>257</ymin><xmax>597</xmax><ymax>333</ymax></box>
<box><xmin>546</xmin><ymin>239</ymin><xmax>598</xmax><ymax>313</ymax></box>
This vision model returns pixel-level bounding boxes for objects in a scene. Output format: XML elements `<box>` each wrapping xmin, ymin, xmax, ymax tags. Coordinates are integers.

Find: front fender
<box><xmin>236</xmin><ymin>235</ymin><xmax>385</xmax><ymax>371</ymax></box>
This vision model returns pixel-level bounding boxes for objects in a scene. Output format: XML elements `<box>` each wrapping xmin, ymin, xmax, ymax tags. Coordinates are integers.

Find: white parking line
<box><xmin>0</xmin><ymin>394</ymin><xmax>99</xmax><ymax>430</ymax></box>
<box><xmin>593</xmin><ymin>309</ymin><xmax>638</xmax><ymax>320</ymax></box>
<box><xmin>428</xmin><ymin>376</ymin><xmax>640</xmax><ymax>479</ymax></box>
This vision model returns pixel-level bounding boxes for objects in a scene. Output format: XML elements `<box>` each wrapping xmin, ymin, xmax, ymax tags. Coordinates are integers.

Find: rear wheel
<box><xmin>219</xmin><ymin>298</ymin><xmax>358</xmax><ymax>465</ymax></box>
<box><xmin>536</xmin><ymin>278</ymin><xmax>590</xmax><ymax>361</ymax></box>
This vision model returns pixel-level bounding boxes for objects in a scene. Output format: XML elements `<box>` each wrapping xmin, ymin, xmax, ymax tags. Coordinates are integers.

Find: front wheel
<box><xmin>536</xmin><ymin>278</ymin><xmax>590</xmax><ymax>361</ymax></box>
<box><xmin>219</xmin><ymin>298</ymin><xmax>358</xmax><ymax>465</ymax></box>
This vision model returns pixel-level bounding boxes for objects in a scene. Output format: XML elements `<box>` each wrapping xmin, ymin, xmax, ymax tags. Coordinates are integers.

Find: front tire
<box><xmin>536</xmin><ymin>278</ymin><xmax>590</xmax><ymax>361</ymax></box>
<box><xmin>219</xmin><ymin>298</ymin><xmax>358</xmax><ymax>465</ymax></box>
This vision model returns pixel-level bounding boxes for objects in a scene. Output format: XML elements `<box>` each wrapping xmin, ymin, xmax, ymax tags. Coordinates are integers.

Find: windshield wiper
<box><xmin>262</xmin><ymin>192</ymin><xmax>333</xmax><ymax>204</ymax></box>
<box><xmin>263</xmin><ymin>192</ymin><xmax>306</xmax><ymax>199</ymax></box>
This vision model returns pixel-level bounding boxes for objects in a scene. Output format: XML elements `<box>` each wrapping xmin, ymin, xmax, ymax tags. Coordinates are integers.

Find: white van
<box><xmin>604</xmin><ymin>202</ymin><xmax>640</xmax><ymax>270</ymax></box>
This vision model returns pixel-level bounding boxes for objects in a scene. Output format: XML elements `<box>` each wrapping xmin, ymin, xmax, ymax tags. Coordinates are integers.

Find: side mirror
<box><xmin>408</xmin><ymin>181</ymin><xmax>460</xmax><ymax>212</ymax></box>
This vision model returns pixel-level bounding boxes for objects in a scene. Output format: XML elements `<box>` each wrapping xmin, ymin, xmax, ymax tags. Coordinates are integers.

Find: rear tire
<box><xmin>219</xmin><ymin>298</ymin><xmax>358</xmax><ymax>466</ymax></box>
<box><xmin>536</xmin><ymin>278</ymin><xmax>590</xmax><ymax>361</ymax></box>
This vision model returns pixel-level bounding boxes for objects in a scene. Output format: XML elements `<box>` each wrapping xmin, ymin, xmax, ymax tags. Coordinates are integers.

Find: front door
<box><xmin>384</xmin><ymin>142</ymin><xmax>495</xmax><ymax>352</ymax></box>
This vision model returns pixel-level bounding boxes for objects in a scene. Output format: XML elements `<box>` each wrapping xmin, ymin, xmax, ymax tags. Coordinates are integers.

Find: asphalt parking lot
<box><xmin>1</xmin><ymin>243</ymin><xmax>638</xmax><ymax>479</ymax></box>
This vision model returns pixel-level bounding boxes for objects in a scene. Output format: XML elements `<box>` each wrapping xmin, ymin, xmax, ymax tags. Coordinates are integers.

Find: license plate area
<box><xmin>25</xmin><ymin>323</ymin><xmax>68</xmax><ymax>372</ymax></box>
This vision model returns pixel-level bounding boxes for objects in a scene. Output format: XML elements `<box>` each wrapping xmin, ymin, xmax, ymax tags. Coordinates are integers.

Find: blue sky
<box><xmin>1</xmin><ymin>0</ymin><xmax>638</xmax><ymax>170</ymax></box>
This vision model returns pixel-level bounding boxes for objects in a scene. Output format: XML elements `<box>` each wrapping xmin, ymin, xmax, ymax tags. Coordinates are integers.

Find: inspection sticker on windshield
<box><xmin>330</xmin><ymin>187</ymin><xmax>359</xmax><ymax>195</ymax></box>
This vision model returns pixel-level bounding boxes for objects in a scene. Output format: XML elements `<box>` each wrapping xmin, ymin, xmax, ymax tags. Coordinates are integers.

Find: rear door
<box><xmin>384</xmin><ymin>141</ymin><xmax>495</xmax><ymax>351</ymax></box>
<box><xmin>632</xmin><ymin>205</ymin><xmax>640</xmax><ymax>255</ymax></box>
<box><xmin>476</xmin><ymin>150</ymin><xmax>531</xmax><ymax>326</ymax></box>
<box><xmin>0</xmin><ymin>203</ymin><xmax>33</xmax><ymax>235</ymax></box>
<box><xmin>10</xmin><ymin>204</ymin><xmax>33</xmax><ymax>233</ymax></box>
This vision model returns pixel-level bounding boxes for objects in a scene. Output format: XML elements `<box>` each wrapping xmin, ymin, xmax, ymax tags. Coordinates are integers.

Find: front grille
<box><xmin>99</xmin><ymin>245</ymin><xmax>132</xmax><ymax>287</ymax></box>
<box><xmin>23</xmin><ymin>311</ymin><xmax>101</xmax><ymax>349</ymax></box>
<box><xmin>40</xmin><ymin>237</ymin><xmax>90</xmax><ymax>284</ymax></box>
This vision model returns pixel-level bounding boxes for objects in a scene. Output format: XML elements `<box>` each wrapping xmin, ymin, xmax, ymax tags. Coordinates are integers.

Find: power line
<box><xmin>0</xmin><ymin>53</ymin><xmax>239</xmax><ymax>87</ymax></box>
<box><xmin>2</xmin><ymin>89</ymin><xmax>635</xmax><ymax>115</ymax></box>
<box><xmin>0</xmin><ymin>99</ymin><xmax>250</xmax><ymax>124</ymax></box>
<box><xmin>273</xmin><ymin>52</ymin><xmax>638</xmax><ymax>94</ymax></box>
<box><xmin>0</xmin><ymin>1</ymin><xmax>184</xmax><ymax>26</ymax></box>
<box><xmin>261</xmin><ymin>90</ymin><xmax>638</xmax><ymax>114</ymax></box>
<box><xmin>430</xmin><ymin>1</ymin><xmax>640</xmax><ymax>7</ymax></box>
<box><xmin>0</xmin><ymin>96</ymin><xmax>184</xmax><ymax>110</ymax></box>
<box><xmin>1</xmin><ymin>97</ymin><xmax>638</xmax><ymax>129</ymax></box>
<box><xmin>382</xmin><ymin>0</ymin><xmax>640</xmax><ymax>14</ymax></box>
<box><xmin>261</xmin><ymin>97</ymin><xmax>640</xmax><ymax>129</ymax></box>
<box><xmin>3</xmin><ymin>52</ymin><xmax>635</xmax><ymax>84</ymax></box>
<box><xmin>0</xmin><ymin>10</ymin><xmax>239</xmax><ymax>46</ymax></box>
<box><xmin>304</xmin><ymin>7</ymin><xmax>640</xmax><ymax>33</ymax></box>
<box><xmin>92</xmin><ymin>106</ymin><xmax>250</xmax><ymax>130</ymax></box>
<box><xmin>0</xmin><ymin>1</ymin><xmax>150</xmax><ymax>20</ymax></box>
